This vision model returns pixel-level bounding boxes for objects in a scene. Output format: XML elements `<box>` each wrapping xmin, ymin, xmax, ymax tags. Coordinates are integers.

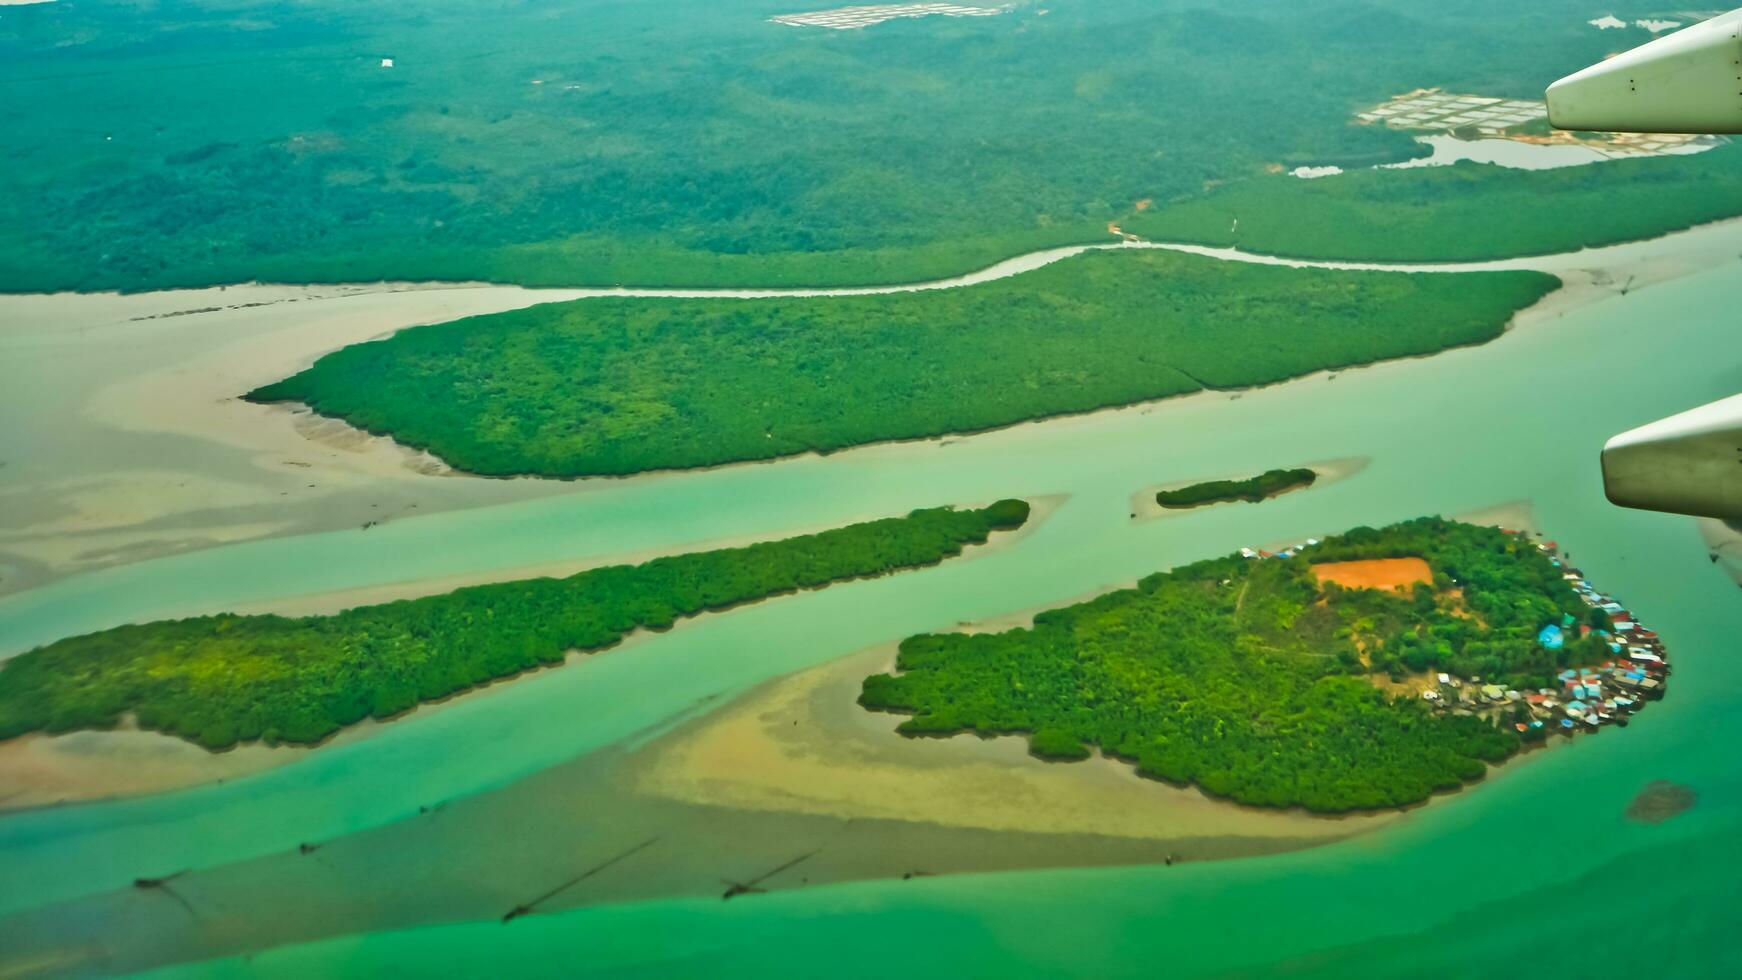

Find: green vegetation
<box><xmin>860</xmin><ymin>518</ymin><xmax>1609</xmax><ymax>812</ymax></box>
<box><xmin>1156</xmin><ymin>468</ymin><xmax>1317</xmax><ymax>508</ymax></box>
<box><xmin>0</xmin><ymin>500</ymin><xmax>1030</xmax><ymax>750</ymax></box>
<box><xmin>249</xmin><ymin>250</ymin><xmax>1557</xmax><ymax>477</ymax></box>
<box><xmin>2</xmin><ymin>0</ymin><xmax>1730</xmax><ymax>292</ymax></box>
<box><xmin>1124</xmin><ymin>148</ymin><xmax>1742</xmax><ymax>262</ymax></box>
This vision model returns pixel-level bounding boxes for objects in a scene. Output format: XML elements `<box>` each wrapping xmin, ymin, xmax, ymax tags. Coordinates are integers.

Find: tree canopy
<box><xmin>1157</xmin><ymin>468</ymin><xmax>1317</xmax><ymax>508</ymax></box>
<box><xmin>0</xmin><ymin>500</ymin><xmax>1029</xmax><ymax>750</ymax></box>
<box><xmin>860</xmin><ymin>518</ymin><xmax>1601</xmax><ymax>813</ymax></box>
<box><xmin>249</xmin><ymin>251</ymin><xmax>1556</xmax><ymax>477</ymax></box>
<box><xmin>1</xmin><ymin>0</ymin><xmax>1731</xmax><ymax>291</ymax></box>
<box><xmin>1123</xmin><ymin>150</ymin><xmax>1742</xmax><ymax>262</ymax></box>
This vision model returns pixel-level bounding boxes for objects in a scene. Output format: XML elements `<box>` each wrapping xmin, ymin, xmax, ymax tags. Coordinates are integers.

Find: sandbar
<box><xmin>0</xmin><ymin>283</ymin><xmax>591</xmax><ymax>594</ymax></box>
<box><xmin>635</xmin><ymin>644</ymin><xmax>1396</xmax><ymax>843</ymax></box>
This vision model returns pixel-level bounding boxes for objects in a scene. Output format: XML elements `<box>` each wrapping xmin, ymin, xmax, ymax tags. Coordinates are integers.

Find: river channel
<box><xmin>0</xmin><ymin>227</ymin><xmax>1739</xmax><ymax>976</ymax></box>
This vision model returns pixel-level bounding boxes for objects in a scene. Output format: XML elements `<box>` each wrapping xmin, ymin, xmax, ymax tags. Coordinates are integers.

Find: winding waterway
<box><xmin>5</xmin><ymin>218</ymin><xmax>1739</xmax><ymax>600</ymax></box>
<box><xmin>1</xmin><ymin>225</ymin><xmax>1740</xmax><ymax>976</ymax></box>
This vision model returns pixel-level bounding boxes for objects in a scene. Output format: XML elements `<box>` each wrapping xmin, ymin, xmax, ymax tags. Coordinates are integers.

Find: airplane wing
<box><xmin>1548</xmin><ymin>9</ymin><xmax>1742</xmax><ymax>133</ymax></box>
<box><xmin>1603</xmin><ymin>395</ymin><xmax>1742</xmax><ymax>520</ymax></box>
<box><xmin>1548</xmin><ymin>10</ymin><xmax>1742</xmax><ymax>520</ymax></box>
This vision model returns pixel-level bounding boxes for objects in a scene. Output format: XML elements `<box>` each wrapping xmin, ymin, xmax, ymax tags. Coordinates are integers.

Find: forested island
<box><xmin>248</xmin><ymin>251</ymin><xmax>1556</xmax><ymax>477</ymax></box>
<box><xmin>1123</xmin><ymin>149</ymin><xmax>1742</xmax><ymax>262</ymax></box>
<box><xmin>0</xmin><ymin>500</ymin><xmax>1029</xmax><ymax>750</ymax></box>
<box><xmin>2</xmin><ymin>0</ymin><xmax>1733</xmax><ymax>292</ymax></box>
<box><xmin>1156</xmin><ymin>468</ymin><xmax>1317</xmax><ymax>508</ymax></box>
<box><xmin>859</xmin><ymin>518</ymin><xmax>1625</xmax><ymax>813</ymax></box>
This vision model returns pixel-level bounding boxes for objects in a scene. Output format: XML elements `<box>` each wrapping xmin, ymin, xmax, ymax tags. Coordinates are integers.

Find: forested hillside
<box><xmin>0</xmin><ymin>0</ymin><xmax>1724</xmax><ymax>291</ymax></box>
<box><xmin>0</xmin><ymin>500</ymin><xmax>1029</xmax><ymax>749</ymax></box>
<box><xmin>860</xmin><ymin>518</ymin><xmax>1605</xmax><ymax>812</ymax></box>
<box><xmin>249</xmin><ymin>250</ymin><xmax>1557</xmax><ymax>477</ymax></box>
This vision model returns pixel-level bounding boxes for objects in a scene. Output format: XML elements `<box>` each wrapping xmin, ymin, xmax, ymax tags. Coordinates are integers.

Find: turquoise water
<box><xmin>3</xmin><ymin>265</ymin><xmax>1740</xmax><ymax>975</ymax></box>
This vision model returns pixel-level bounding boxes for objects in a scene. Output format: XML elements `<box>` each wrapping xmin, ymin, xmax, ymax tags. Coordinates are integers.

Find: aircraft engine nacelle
<box><xmin>1602</xmin><ymin>394</ymin><xmax>1742</xmax><ymax>520</ymax></box>
<box><xmin>1547</xmin><ymin>10</ymin><xmax>1742</xmax><ymax>134</ymax></box>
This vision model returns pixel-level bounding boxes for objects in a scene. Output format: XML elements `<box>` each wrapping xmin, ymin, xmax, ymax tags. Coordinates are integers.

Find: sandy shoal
<box><xmin>0</xmin><ymin>729</ymin><xmax>305</xmax><ymax>811</ymax></box>
<box><xmin>0</xmin><ymin>283</ymin><xmax>590</xmax><ymax>591</ymax></box>
<box><xmin>634</xmin><ymin>644</ymin><xmax>1397</xmax><ymax>843</ymax></box>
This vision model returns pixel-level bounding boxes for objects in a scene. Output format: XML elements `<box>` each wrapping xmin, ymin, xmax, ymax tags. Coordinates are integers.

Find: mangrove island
<box><xmin>1156</xmin><ymin>467</ymin><xmax>1318</xmax><ymax>508</ymax></box>
<box><xmin>246</xmin><ymin>251</ymin><xmax>1556</xmax><ymax>478</ymax></box>
<box><xmin>860</xmin><ymin>517</ymin><xmax>1669</xmax><ymax>813</ymax></box>
<box><xmin>0</xmin><ymin>500</ymin><xmax>1030</xmax><ymax>750</ymax></box>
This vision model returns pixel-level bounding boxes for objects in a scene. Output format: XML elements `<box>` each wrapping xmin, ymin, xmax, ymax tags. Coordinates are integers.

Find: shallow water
<box><xmin>1384</xmin><ymin>134</ymin><xmax>1613</xmax><ymax>170</ymax></box>
<box><xmin>2</xmin><ymin>217</ymin><xmax>1738</xmax><ymax>602</ymax></box>
<box><xmin>1</xmin><ymin>254</ymin><xmax>1740</xmax><ymax>974</ymax></box>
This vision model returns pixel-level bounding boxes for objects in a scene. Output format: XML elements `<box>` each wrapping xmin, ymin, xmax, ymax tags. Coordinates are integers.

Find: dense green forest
<box><xmin>1123</xmin><ymin>147</ymin><xmax>1742</xmax><ymax>261</ymax></box>
<box><xmin>249</xmin><ymin>250</ymin><xmax>1556</xmax><ymax>477</ymax></box>
<box><xmin>0</xmin><ymin>0</ymin><xmax>1726</xmax><ymax>291</ymax></box>
<box><xmin>0</xmin><ymin>500</ymin><xmax>1029</xmax><ymax>749</ymax></box>
<box><xmin>859</xmin><ymin>518</ymin><xmax>1604</xmax><ymax>812</ymax></box>
<box><xmin>1157</xmin><ymin>468</ymin><xmax>1317</xmax><ymax>508</ymax></box>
